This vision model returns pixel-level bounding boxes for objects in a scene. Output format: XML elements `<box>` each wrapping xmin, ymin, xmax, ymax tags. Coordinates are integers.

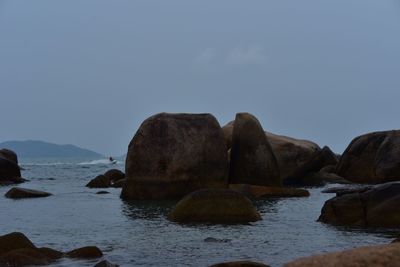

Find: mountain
<box><xmin>0</xmin><ymin>140</ymin><xmax>104</xmax><ymax>159</ymax></box>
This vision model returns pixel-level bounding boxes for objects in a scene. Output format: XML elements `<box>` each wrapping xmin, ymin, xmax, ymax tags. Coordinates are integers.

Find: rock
<box><xmin>0</xmin><ymin>248</ymin><xmax>50</xmax><ymax>267</ymax></box>
<box><xmin>221</xmin><ymin>121</ymin><xmax>234</xmax><ymax>149</ymax></box>
<box><xmin>294</xmin><ymin>171</ymin><xmax>350</xmax><ymax>187</ymax></box>
<box><xmin>319</xmin><ymin>165</ymin><xmax>336</xmax><ymax>174</ymax></box>
<box><xmin>86</xmin><ymin>175</ymin><xmax>111</xmax><ymax>188</ymax></box>
<box><xmin>104</xmin><ymin>169</ymin><xmax>125</xmax><ymax>182</ymax></box>
<box><xmin>318</xmin><ymin>182</ymin><xmax>400</xmax><ymax>227</ymax></box>
<box><xmin>322</xmin><ymin>185</ymin><xmax>373</xmax><ymax>196</ymax></box>
<box><xmin>336</xmin><ymin>130</ymin><xmax>400</xmax><ymax>184</ymax></box>
<box><xmin>66</xmin><ymin>246</ymin><xmax>103</xmax><ymax>259</ymax></box>
<box><xmin>96</xmin><ymin>191</ymin><xmax>110</xmax><ymax>194</ymax></box>
<box><xmin>391</xmin><ymin>238</ymin><xmax>400</xmax><ymax>243</ymax></box>
<box><xmin>111</xmin><ymin>178</ymin><xmax>126</xmax><ymax>188</ymax></box>
<box><xmin>94</xmin><ymin>260</ymin><xmax>119</xmax><ymax>267</ymax></box>
<box><xmin>229</xmin><ymin>113</ymin><xmax>280</xmax><ymax>186</ymax></box>
<box><xmin>265</xmin><ymin>132</ymin><xmax>321</xmax><ymax>181</ymax></box>
<box><xmin>168</xmin><ymin>189</ymin><xmax>261</xmax><ymax>224</ymax></box>
<box><xmin>0</xmin><ymin>176</ymin><xmax>27</xmax><ymax>186</ymax></box>
<box><xmin>283</xmin><ymin>146</ymin><xmax>338</xmax><ymax>186</ymax></box>
<box><xmin>210</xmin><ymin>261</ymin><xmax>270</xmax><ymax>267</ymax></box>
<box><xmin>37</xmin><ymin>247</ymin><xmax>64</xmax><ymax>259</ymax></box>
<box><xmin>5</xmin><ymin>187</ymin><xmax>52</xmax><ymax>199</ymax></box>
<box><xmin>0</xmin><ymin>148</ymin><xmax>18</xmax><ymax>165</ymax></box>
<box><xmin>0</xmin><ymin>156</ymin><xmax>22</xmax><ymax>184</ymax></box>
<box><xmin>0</xmin><ymin>232</ymin><xmax>36</xmax><ymax>255</ymax></box>
<box><xmin>204</xmin><ymin>237</ymin><xmax>231</xmax><ymax>243</ymax></box>
<box><xmin>229</xmin><ymin>184</ymin><xmax>309</xmax><ymax>198</ymax></box>
<box><xmin>121</xmin><ymin>113</ymin><xmax>228</xmax><ymax>200</ymax></box>
<box><xmin>284</xmin><ymin>242</ymin><xmax>400</xmax><ymax>267</ymax></box>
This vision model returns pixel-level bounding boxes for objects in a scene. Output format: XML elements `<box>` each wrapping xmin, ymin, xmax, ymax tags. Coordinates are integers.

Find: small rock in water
<box><xmin>94</xmin><ymin>259</ymin><xmax>119</xmax><ymax>267</ymax></box>
<box><xmin>5</xmin><ymin>187</ymin><xmax>52</xmax><ymax>199</ymax></box>
<box><xmin>67</xmin><ymin>246</ymin><xmax>103</xmax><ymax>259</ymax></box>
<box><xmin>96</xmin><ymin>191</ymin><xmax>110</xmax><ymax>194</ymax></box>
<box><xmin>209</xmin><ymin>261</ymin><xmax>270</xmax><ymax>267</ymax></box>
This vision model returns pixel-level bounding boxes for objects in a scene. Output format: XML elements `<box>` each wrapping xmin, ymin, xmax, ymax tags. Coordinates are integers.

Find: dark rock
<box><xmin>0</xmin><ymin>248</ymin><xmax>50</xmax><ymax>267</ymax></box>
<box><xmin>229</xmin><ymin>113</ymin><xmax>280</xmax><ymax>186</ymax></box>
<box><xmin>111</xmin><ymin>178</ymin><xmax>126</xmax><ymax>188</ymax></box>
<box><xmin>284</xmin><ymin>242</ymin><xmax>400</xmax><ymax>267</ymax></box>
<box><xmin>210</xmin><ymin>261</ymin><xmax>270</xmax><ymax>267</ymax></box>
<box><xmin>96</xmin><ymin>191</ymin><xmax>110</xmax><ymax>194</ymax></box>
<box><xmin>318</xmin><ymin>182</ymin><xmax>400</xmax><ymax>227</ymax></box>
<box><xmin>204</xmin><ymin>237</ymin><xmax>231</xmax><ymax>243</ymax></box>
<box><xmin>391</xmin><ymin>238</ymin><xmax>400</xmax><ymax>243</ymax></box>
<box><xmin>37</xmin><ymin>247</ymin><xmax>64</xmax><ymax>259</ymax></box>
<box><xmin>94</xmin><ymin>260</ymin><xmax>119</xmax><ymax>267</ymax></box>
<box><xmin>229</xmin><ymin>184</ymin><xmax>309</xmax><ymax>198</ymax></box>
<box><xmin>86</xmin><ymin>175</ymin><xmax>111</xmax><ymax>188</ymax></box>
<box><xmin>0</xmin><ymin>232</ymin><xmax>36</xmax><ymax>255</ymax></box>
<box><xmin>104</xmin><ymin>169</ymin><xmax>125</xmax><ymax>182</ymax></box>
<box><xmin>168</xmin><ymin>189</ymin><xmax>261</xmax><ymax>224</ymax></box>
<box><xmin>121</xmin><ymin>113</ymin><xmax>228</xmax><ymax>200</ymax></box>
<box><xmin>5</xmin><ymin>187</ymin><xmax>52</xmax><ymax>199</ymax></box>
<box><xmin>66</xmin><ymin>246</ymin><xmax>103</xmax><ymax>259</ymax></box>
<box><xmin>337</xmin><ymin>130</ymin><xmax>400</xmax><ymax>184</ymax></box>
<box><xmin>0</xmin><ymin>156</ymin><xmax>22</xmax><ymax>184</ymax></box>
<box><xmin>283</xmin><ymin>146</ymin><xmax>338</xmax><ymax>186</ymax></box>
<box><xmin>0</xmin><ymin>148</ymin><xmax>18</xmax><ymax>165</ymax></box>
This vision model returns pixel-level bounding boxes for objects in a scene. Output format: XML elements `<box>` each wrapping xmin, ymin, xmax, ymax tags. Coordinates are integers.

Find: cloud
<box><xmin>225</xmin><ymin>44</ymin><xmax>265</xmax><ymax>65</ymax></box>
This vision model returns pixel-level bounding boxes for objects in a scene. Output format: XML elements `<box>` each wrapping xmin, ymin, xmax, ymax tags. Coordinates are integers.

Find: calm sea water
<box><xmin>0</xmin><ymin>158</ymin><xmax>397</xmax><ymax>267</ymax></box>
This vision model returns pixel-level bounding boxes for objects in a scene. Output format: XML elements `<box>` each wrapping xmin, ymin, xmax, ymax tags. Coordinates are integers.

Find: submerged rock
<box><xmin>168</xmin><ymin>189</ymin><xmax>261</xmax><ymax>224</ymax></box>
<box><xmin>337</xmin><ymin>130</ymin><xmax>400</xmax><ymax>184</ymax></box>
<box><xmin>5</xmin><ymin>187</ymin><xmax>52</xmax><ymax>199</ymax></box>
<box><xmin>229</xmin><ymin>184</ymin><xmax>309</xmax><ymax>198</ymax></box>
<box><xmin>210</xmin><ymin>261</ymin><xmax>270</xmax><ymax>267</ymax></box>
<box><xmin>229</xmin><ymin>113</ymin><xmax>280</xmax><ymax>186</ymax></box>
<box><xmin>284</xmin><ymin>242</ymin><xmax>400</xmax><ymax>267</ymax></box>
<box><xmin>121</xmin><ymin>113</ymin><xmax>228</xmax><ymax>200</ymax></box>
<box><xmin>66</xmin><ymin>246</ymin><xmax>103</xmax><ymax>259</ymax></box>
<box><xmin>318</xmin><ymin>182</ymin><xmax>400</xmax><ymax>227</ymax></box>
<box><xmin>94</xmin><ymin>260</ymin><xmax>119</xmax><ymax>267</ymax></box>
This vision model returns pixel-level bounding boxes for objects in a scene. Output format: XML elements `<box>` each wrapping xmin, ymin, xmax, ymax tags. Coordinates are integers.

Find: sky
<box><xmin>1</xmin><ymin>0</ymin><xmax>400</xmax><ymax>156</ymax></box>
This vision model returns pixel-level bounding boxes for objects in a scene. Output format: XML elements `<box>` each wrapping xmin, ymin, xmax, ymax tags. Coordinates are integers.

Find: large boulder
<box><xmin>318</xmin><ymin>182</ymin><xmax>400</xmax><ymax>227</ymax></box>
<box><xmin>284</xmin><ymin>242</ymin><xmax>400</xmax><ymax>267</ymax></box>
<box><xmin>0</xmin><ymin>148</ymin><xmax>18</xmax><ymax>165</ymax></box>
<box><xmin>336</xmin><ymin>130</ymin><xmax>400</xmax><ymax>184</ymax></box>
<box><xmin>229</xmin><ymin>184</ymin><xmax>309</xmax><ymax>198</ymax></box>
<box><xmin>0</xmin><ymin>232</ymin><xmax>36</xmax><ymax>255</ymax></box>
<box><xmin>5</xmin><ymin>187</ymin><xmax>52</xmax><ymax>199</ymax></box>
<box><xmin>229</xmin><ymin>113</ymin><xmax>280</xmax><ymax>186</ymax></box>
<box><xmin>168</xmin><ymin>189</ymin><xmax>261</xmax><ymax>224</ymax></box>
<box><xmin>121</xmin><ymin>113</ymin><xmax>229</xmax><ymax>200</ymax></box>
<box><xmin>283</xmin><ymin>146</ymin><xmax>339</xmax><ymax>186</ymax></box>
<box><xmin>0</xmin><ymin>156</ymin><xmax>21</xmax><ymax>184</ymax></box>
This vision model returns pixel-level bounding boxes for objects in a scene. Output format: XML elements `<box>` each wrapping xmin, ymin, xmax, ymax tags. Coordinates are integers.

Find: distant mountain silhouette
<box><xmin>0</xmin><ymin>140</ymin><xmax>103</xmax><ymax>158</ymax></box>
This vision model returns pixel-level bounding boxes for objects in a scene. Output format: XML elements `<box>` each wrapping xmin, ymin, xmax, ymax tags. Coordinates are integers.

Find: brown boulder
<box><xmin>0</xmin><ymin>248</ymin><xmax>50</xmax><ymax>267</ymax></box>
<box><xmin>318</xmin><ymin>182</ymin><xmax>400</xmax><ymax>227</ymax></box>
<box><xmin>229</xmin><ymin>113</ymin><xmax>280</xmax><ymax>186</ymax></box>
<box><xmin>168</xmin><ymin>189</ymin><xmax>261</xmax><ymax>224</ymax></box>
<box><xmin>121</xmin><ymin>113</ymin><xmax>228</xmax><ymax>200</ymax></box>
<box><xmin>67</xmin><ymin>246</ymin><xmax>103</xmax><ymax>259</ymax></box>
<box><xmin>229</xmin><ymin>184</ymin><xmax>309</xmax><ymax>198</ymax></box>
<box><xmin>104</xmin><ymin>169</ymin><xmax>125</xmax><ymax>182</ymax></box>
<box><xmin>86</xmin><ymin>175</ymin><xmax>111</xmax><ymax>188</ymax></box>
<box><xmin>5</xmin><ymin>187</ymin><xmax>52</xmax><ymax>199</ymax></box>
<box><xmin>210</xmin><ymin>261</ymin><xmax>270</xmax><ymax>267</ymax></box>
<box><xmin>283</xmin><ymin>146</ymin><xmax>338</xmax><ymax>186</ymax></box>
<box><xmin>0</xmin><ymin>148</ymin><xmax>18</xmax><ymax>165</ymax></box>
<box><xmin>0</xmin><ymin>232</ymin><xmax>36</xmax><ymax>255</ymax></box>
<box><xmin>284</xmin><ymin>242</ymin><xmax>400</xmax><ymax>267</ymax></box>
<box><xmin>337</xmin><ymin>130</ymin><xmax>400</xmax><ymax>183</ymax></box>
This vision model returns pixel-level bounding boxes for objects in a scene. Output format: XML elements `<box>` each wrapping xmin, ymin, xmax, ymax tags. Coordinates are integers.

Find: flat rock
<box><xmin>168</xmin><ymin>189</ymin><xmax>261</xmax><ymax>224</ymax></box>
<box><xmin>5</xmin><ymin>187</ymin><xmax>52</xmax><ymax>199</ymax></box>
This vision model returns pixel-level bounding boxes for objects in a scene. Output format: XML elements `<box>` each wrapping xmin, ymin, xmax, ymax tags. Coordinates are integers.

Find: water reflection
<box><xmin>121</xmin><ymin>200</ymin><xmax>175</xmax><ymax>220</ymax></box>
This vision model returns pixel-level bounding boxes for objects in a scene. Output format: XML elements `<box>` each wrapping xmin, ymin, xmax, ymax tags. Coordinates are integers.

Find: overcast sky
<box><xmin>1</xmin><ymin>0</ymin><xmax>400</xmax><ymax>156</ymax></box>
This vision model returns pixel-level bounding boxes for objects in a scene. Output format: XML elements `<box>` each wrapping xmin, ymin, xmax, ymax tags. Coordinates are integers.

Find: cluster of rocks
<box><xmin>86</xmin><ymin>169</ymin><xmax>126</xmax><ymax>189</ymax></box>
<box><xmin>0</xmin><ymin>232</ymin><xmax>110</xmax><ymax>267</ymax></box>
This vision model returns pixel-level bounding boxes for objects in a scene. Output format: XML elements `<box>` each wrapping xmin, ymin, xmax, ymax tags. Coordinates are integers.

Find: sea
<box><xmin>0</xmin><ymin>157</ymin><xmax>398</xmax><ymax>267</ymax></box>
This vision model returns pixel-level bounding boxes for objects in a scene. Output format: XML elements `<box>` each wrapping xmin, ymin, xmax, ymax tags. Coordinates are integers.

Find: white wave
<box><xmin>21</xmin><ymin>162</ymin><xmax>71</xmax><ymax>166</ymax></box>
<box><xmin>78</xmin><ymin>159</ymin><xmax>121</xmax><ymax>165</ymax></box>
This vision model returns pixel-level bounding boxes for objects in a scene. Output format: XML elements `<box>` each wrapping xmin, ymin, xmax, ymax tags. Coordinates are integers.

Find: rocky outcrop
<box><xmin>284</xmin><ymin>242</ymin><xmax>400</xmax><ymax>267</ymax></box>
<box><xmin>0</xmin><ymin>148</ymin><xmax>22</xmax><ymax>185</ymax></box>
<box><xmin>121</xmin><ymin>113</ymin><xmax>228</xmax><ymax>200</ymax></box>
<box><xmin>210</xmin><ymin>261</ymin><xmax>270</xmax><ymax>267</ymax></box>
<box><xmin>336</xmin><ymin>130</ymin><xmax>400</xmax><ymax>184</ymax></box>
<box><xmin>229</xmin><ymin>113</ymin><xmax>280</xmax><ymax>186</ymax></box>
<box><xmin>229</xmin><ymin>184</ymin><xmax>309</xmax><ymax>198</ymax></box>
<box><xmin>5</xmin><ymin>187</ymin><xmax>52</xmax><ymax>199</ymax></box>
<box><xmin>0</xmin><ymin>232</ymin><xmax>103</xmax><ymax>267</ymax></box>
<box><xmin>283</xmin><ymin>146</ymin><xmax>339</xmax><ymax>186</ymax></box>
<box><xmin>318</xmin><ymin>182</ymin><xmax>400</xmax><ymax>227</ymax></box>
<box><xmin>168</xmin><ymin>189</ymin><xmax>261</xmax><ymax>224</ymax></box>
